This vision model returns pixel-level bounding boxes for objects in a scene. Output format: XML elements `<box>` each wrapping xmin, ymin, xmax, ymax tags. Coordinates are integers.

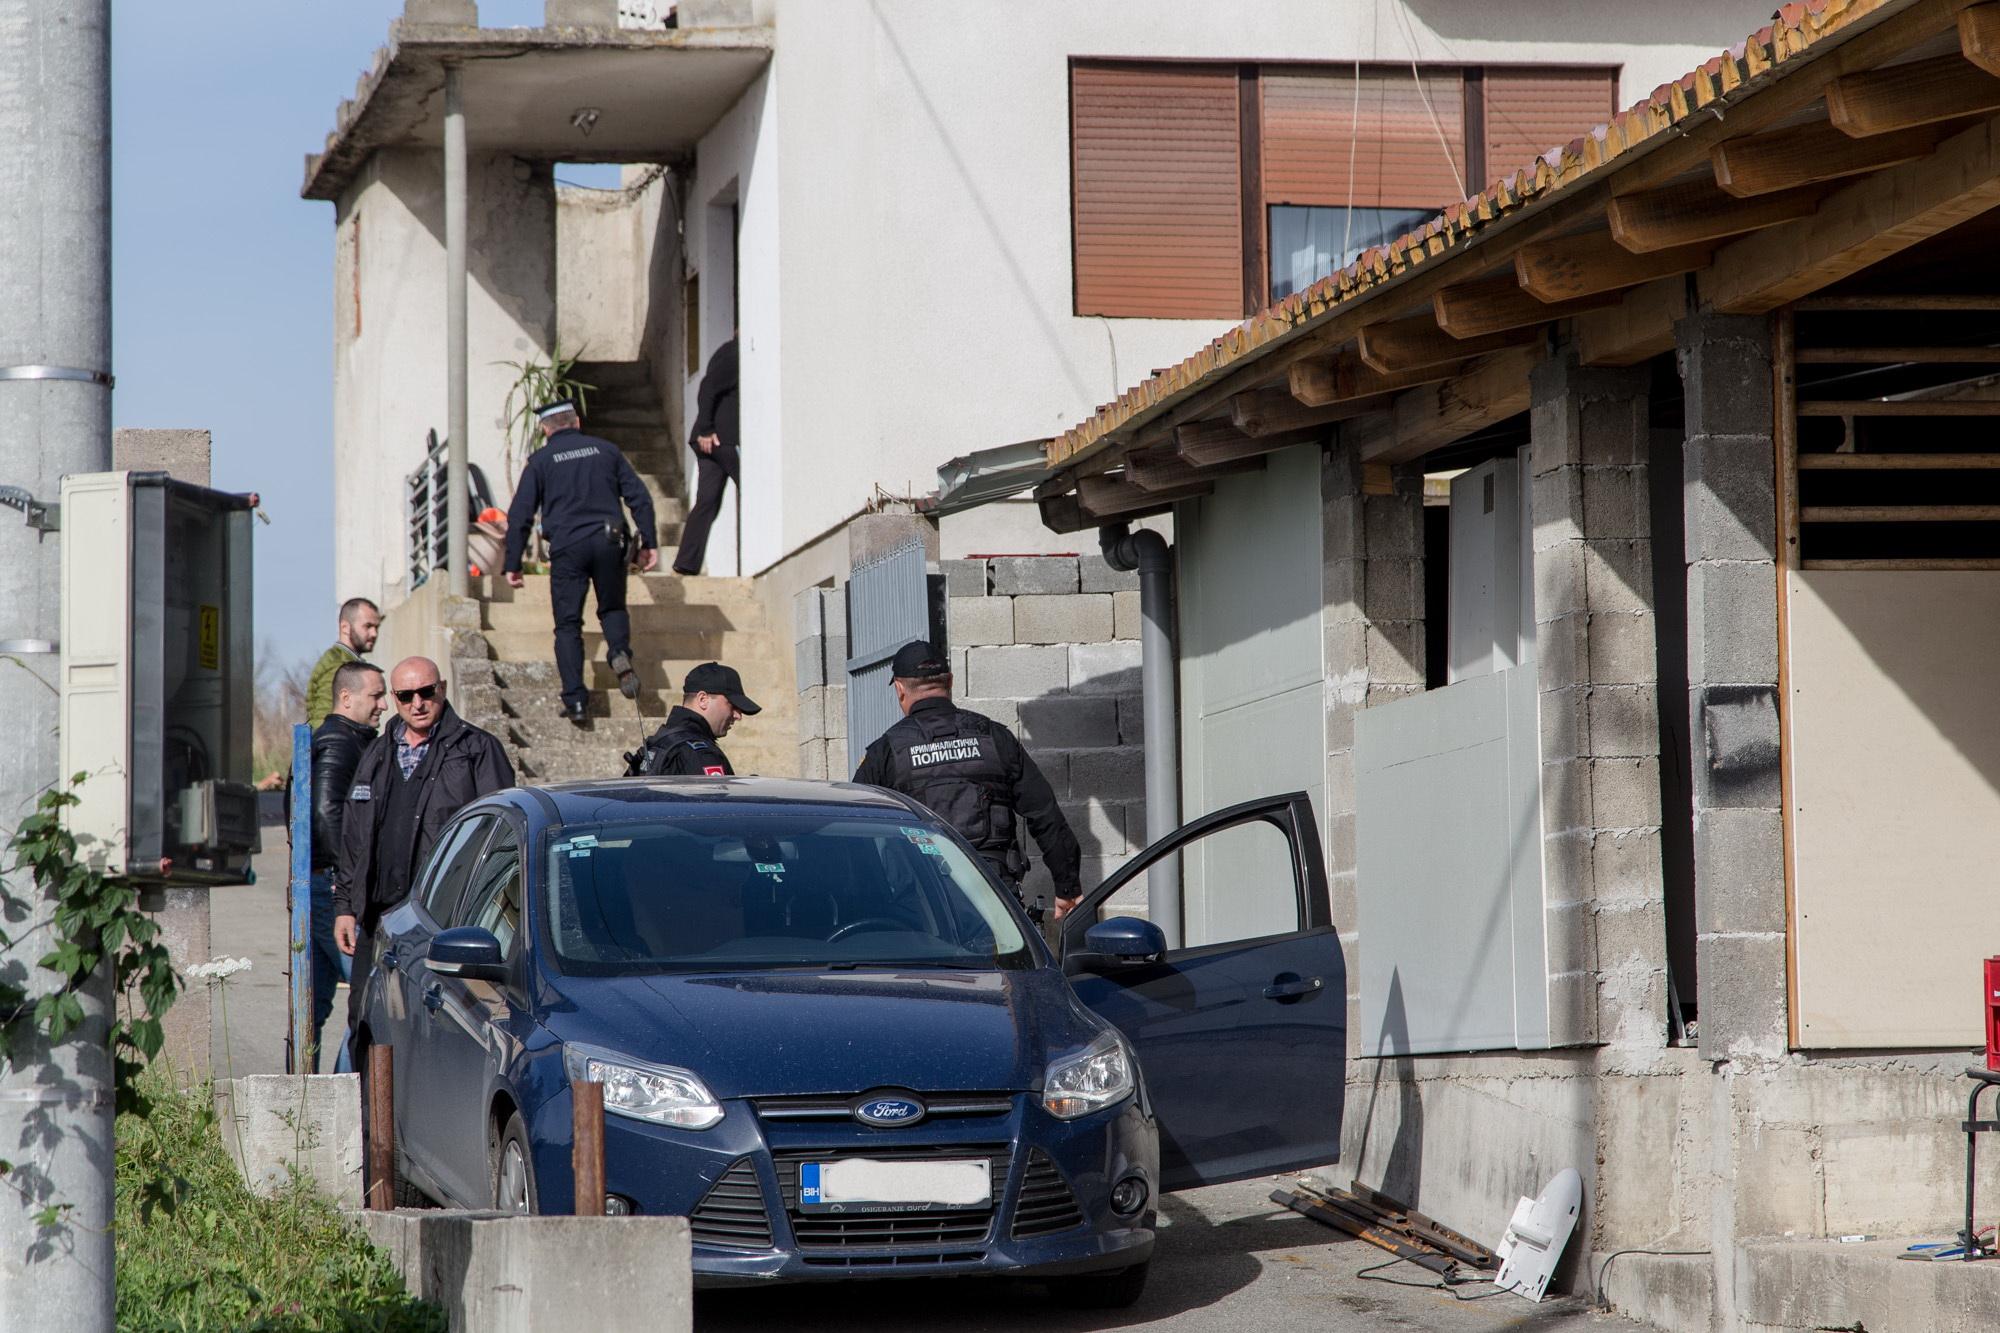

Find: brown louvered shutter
<box><xmin>1072</xmin><ymin>62</ymin><xmax>1243</xmax><ymax>319</ymax></box>
<box><xmin>1261</xmin><ymin>67</ymin><xmax>1467</xmax><ymax>209</ymax></box>
<box><xmin>1481</xmin><ymin>67</ymin><xmax>1618</xmax><ymax>187</ymax></box>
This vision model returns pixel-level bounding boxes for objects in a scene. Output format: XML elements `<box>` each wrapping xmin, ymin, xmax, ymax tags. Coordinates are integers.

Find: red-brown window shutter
<box><xmin>1071</xmin><ymin>61</ymin><xmax>1243</xmax><ymax>319</ymax></box>
<box><xmin>1261</xmin><ymin>67</ymin><xmax>1467</xmax><ymax>209</ymax></box>
<box><xmin>1481</xmin><ymin>66</ymin><xmax>1618</xmax><ymax>189</ymax></box>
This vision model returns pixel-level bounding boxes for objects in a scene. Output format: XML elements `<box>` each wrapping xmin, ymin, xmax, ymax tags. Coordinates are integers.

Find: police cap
<box><xmin>683</xmin><ymin>661</ymin><xmax>761</xmax><ymax>714</ymax></box>
<box><xmin>534</xmin><ymin>399</ymin><xmax>579</xmax><ymax>422</ymax></box>
<box><xmin>890</xmin><ymin>640</ymin><xmax>951</xmax><ymax>681</ymax></box>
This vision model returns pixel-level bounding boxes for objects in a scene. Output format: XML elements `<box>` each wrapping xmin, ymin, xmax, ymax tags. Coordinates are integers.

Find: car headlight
<box><xmin>563</xmin><ymin>1042</ymin><xmax>724</xmax><ymax>1130</ymax></box>
<box><xmin>1042</xmin><ymin>1031</ymin><xmax>1135</xmax><ymax>1120</ymax></box>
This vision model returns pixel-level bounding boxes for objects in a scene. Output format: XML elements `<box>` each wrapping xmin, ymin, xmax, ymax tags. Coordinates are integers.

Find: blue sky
<box><xmin>112</xmin><ymin>1</ymin><xmax>610</xmax><ymax>674</ymax></box>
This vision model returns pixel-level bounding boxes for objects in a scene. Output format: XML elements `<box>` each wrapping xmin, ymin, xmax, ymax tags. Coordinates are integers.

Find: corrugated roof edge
<box><xmin>1043</xmin><ymin>0</ymin><xmax>1904</xmax><ymax>471</ymax></box>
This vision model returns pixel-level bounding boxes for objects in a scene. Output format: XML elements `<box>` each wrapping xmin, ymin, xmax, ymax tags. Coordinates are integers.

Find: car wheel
<box><xmin>492</xmin><ymin>1112</ymin><xmax>539</xmax><ymax>1214</ymax></box>
<box><xmin>1048</xmin><ymin>1259</ymin><xmax>1150</xmax><ymax>1310</ymax></box>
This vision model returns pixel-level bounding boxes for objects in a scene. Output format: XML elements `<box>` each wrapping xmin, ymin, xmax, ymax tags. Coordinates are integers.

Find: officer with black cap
<box><xmin>853</xmin><ymin>641</ymin><xmax>1081</xmax><ymax>922</ymax></box>
<box><xmin>504</xmin><ymin>399</ymin><xmax>659</xmax><ymax>723</ymax></box>
<box><xmin>626</xmin><ymin>661</ymin><xmax>761</xmax><ymax>776</ymax></box>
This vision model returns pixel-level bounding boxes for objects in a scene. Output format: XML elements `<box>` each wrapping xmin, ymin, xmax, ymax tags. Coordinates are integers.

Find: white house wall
<box><xmin>673</xmin><ymin>0</ymin><xmax>1775</xmax><ymax>575</ymax></box>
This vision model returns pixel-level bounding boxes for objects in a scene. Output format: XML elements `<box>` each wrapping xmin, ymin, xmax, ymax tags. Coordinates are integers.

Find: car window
<box><xmin>459</xmin><ymin>823</ymin><xmax>524</xmax><ymax>956</ymax></box>
<box><xmin>417</xmin><ymin>814</ymin><xmax>494</xmax><ymax>923</ymax></box>
<box><xmin>544</xmin><ymin>813</ymin><xmax>1034</xmax><ymax>975</ymax></box>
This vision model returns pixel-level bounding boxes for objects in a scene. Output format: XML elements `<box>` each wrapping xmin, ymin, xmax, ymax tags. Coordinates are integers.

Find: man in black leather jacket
<box><xmin>335</xmin><ymin>657</ymin><xmax>515</xmax><ymax>1060</ymax></box>
<box><xmin>310</xmin><ymin>660</ymin><xmax>383</xmax><ymax>1070</ymax></box>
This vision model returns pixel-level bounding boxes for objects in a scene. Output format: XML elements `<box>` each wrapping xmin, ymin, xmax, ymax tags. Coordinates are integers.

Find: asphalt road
<box><xmin>208</xmin><ymin>837</ymin><xmax>346</xmax><ymax>1078</ymax></box>
<box><xmin>695</xmin><ymin>1177</ymin><xmax>1621</xmax><ymax>1332</ymax></box>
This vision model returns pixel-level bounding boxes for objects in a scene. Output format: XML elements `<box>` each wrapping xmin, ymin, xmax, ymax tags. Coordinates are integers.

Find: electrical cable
<box><xmin>1593</xmin><ymin>1248</ymin><xmax>1710</xmax><ymax>1310</ymax></box>
<box><xmin>1354</xmin><ymin>1255</ymin><xmax>1511</xmax><ymax>1301</ymax></box>
<box><xmin>1390</xmin><ymin>1</ymin><xmax>1466</xmax><ymax>199</ymax></box>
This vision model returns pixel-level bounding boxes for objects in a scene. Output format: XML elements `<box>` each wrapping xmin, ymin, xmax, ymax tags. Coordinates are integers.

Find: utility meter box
<box><xmin>59</xmin><ymin>471</ymin><xmax>259</xmax><ymax>883</ymax></box>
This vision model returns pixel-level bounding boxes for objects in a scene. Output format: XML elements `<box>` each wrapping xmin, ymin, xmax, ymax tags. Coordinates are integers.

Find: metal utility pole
<box><xmin>0</xmin><ymin>1</ymin><xmax>116</xmax><ymax>1327</ymax></box>
<box><xmin>444</xmin><ymin>61</ymin><xmax>470</xmax><ymax>596</ymax></box>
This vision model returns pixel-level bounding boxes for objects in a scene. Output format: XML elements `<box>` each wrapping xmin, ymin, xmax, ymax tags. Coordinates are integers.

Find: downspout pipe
<box><xmin>444</xmin><ymin>62</ymin><xmax>469</xmax><ymax>597</ymax></box>
<box><xmin>1100</xmin><ymin>523</ymin><xmax>1181</xmax><ymax>948</ymax></box>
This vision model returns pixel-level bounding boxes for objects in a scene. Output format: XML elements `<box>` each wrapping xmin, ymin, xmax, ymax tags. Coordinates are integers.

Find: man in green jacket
<box><xmin>305</xmin><ymin>598</ymin><xmax>382</xmax><ymax>727</ymax></box>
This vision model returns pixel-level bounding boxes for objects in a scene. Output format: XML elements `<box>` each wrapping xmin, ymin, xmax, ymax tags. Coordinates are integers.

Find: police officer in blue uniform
<box><xmin>504</xmin><ymin>400</ymin><xmax>659</xmax><ymax>723</ymax></box>
<box><xmin>626</xmin><ymin>662</ymin><xmax>760</xmax><ymax>776</ymax></box>
<box><xmin>853</xmin><ymin>641</ymin><xmax>1081</xmax><ymax>922</ymax></box>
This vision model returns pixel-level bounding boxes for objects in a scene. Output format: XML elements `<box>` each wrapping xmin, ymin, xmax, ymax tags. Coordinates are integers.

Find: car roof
<box><xmin>497</xmin><ymin>776</ymin><xmax>922</xmax><ymax>828</ymax></box>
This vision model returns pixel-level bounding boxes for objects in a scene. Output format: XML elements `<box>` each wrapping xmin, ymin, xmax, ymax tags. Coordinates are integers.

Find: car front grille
<box><xmin>1010</xmin><ymin>1150</ymin><xmax>1085</xmax><ymax>1238</ymax></box>
<box><xmin>751</xmin><ymin>1092</ymin><xmax>1014</xmax><ymax>1123</ymax></box>
<box><xmin>772</xmin><ymin>1143</ymin><xmax>1010</xmax><ymax>1253</ymax></box>
<box><xmin>689</xmin><ymin>1157</ymin><xmax>774</xmax><ymax>1250</ymax></box>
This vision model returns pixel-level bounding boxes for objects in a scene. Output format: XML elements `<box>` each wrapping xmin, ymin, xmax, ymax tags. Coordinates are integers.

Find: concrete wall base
<box><xmin>357</xmin><ymin>1210</ymin><xmax>692</xmax><ymax>1332</ymax></box>
<box><xmin>216</xmin><ymin>1074</ymin><xmax>363</xmax><ymax>1210</ymax></box>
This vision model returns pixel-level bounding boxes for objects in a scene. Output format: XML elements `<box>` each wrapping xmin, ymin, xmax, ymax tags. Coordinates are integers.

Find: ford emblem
<box><xmin>851</xmin><ymin>1091</ymin><xmax>927</xmax><ymax>1128</ymax></box>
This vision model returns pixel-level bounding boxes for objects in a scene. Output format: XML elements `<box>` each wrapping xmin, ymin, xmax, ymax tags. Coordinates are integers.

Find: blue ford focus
<box><xmin>357</xmin><ymin>778</ymin><xmax>1343</xmax><ymax>1305</ymax></box>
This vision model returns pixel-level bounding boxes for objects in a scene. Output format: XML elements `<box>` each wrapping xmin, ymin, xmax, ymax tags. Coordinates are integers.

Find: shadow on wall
<box><xmin>1348</xmin><ymin>969</ymin><xmax>1423</xmax><ymax>1208</ymax></box>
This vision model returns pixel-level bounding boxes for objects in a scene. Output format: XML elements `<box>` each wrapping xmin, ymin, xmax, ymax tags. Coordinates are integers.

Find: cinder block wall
<box><xmin>795</xmin><ymin>553</ymin><xmax>1149</xmax><ymax>910</ymax></box>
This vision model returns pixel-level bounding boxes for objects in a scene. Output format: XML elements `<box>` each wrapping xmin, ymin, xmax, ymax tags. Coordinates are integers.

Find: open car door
<box><xmin>1060</xmin><ymin>793</ymin><xmax>1344</xmax><ymax>1192</ymax></box>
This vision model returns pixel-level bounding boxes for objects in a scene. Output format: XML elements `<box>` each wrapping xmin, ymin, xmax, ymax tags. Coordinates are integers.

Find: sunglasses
<box><xmin>394</xmin><ymin>683</ymin><xmax>442</xmax><ymax>704</ymax></box>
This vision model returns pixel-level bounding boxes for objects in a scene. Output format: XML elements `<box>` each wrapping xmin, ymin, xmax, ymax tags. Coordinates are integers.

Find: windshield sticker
<box><xmin>567</xmin><ymin>849</ymin><xmax>593</xmax><ymax>860</ymax></box>
<box><xmin>755</xmin><ymin>862</ymin><xmax>786</xmax><ymax>876</ymax></box>
<box><xmin>555</xmin><ymin>834</ymin><xmax>598</xmax><ymax>852</ymax></box>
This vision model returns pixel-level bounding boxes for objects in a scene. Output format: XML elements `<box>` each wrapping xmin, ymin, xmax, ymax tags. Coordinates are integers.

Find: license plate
<box><xmin>798</xmin><ymin>1158</ymin><xmax>991</xmax><ymax>1212</ymax></box>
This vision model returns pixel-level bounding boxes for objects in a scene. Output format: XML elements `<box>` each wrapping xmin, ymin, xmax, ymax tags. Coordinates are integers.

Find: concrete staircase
<box><xmin>445</xmin><ymin>360</ymin><xmax>797</xmax><ymax>784</ymax></box>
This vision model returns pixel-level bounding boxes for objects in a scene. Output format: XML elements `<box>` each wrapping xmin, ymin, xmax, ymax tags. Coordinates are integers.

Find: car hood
<box><xmin>537</xmin><ymin>965</ymin><xmax>1100</xmax><ymax>1099</ymax></box>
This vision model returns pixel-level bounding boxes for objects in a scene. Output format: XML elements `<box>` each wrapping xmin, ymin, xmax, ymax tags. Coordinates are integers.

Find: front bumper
<box><xmin>529</xmin><ymin>1088</ymin><xmax>1157</xmax><ymax>1284</ymax></box>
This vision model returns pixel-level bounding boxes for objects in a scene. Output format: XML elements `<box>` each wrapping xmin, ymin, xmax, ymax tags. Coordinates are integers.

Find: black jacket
<box><xmin>853</xmin><ymin>697</ymin><xmax>1080</xmax><ymax>897</ymax></box>
<box><xmin>310</xmin><ymin>713</ymin><xmax>377</xmax><ymax>872</ymax></box>
<box><xmin>692</xmin><ymin>339</ymin><xmax>738</xmax><ymax>453</ymax></box>
<box><xmin>334</xmin><ymin>705</ymin><xmax>515</xmax><ymax>922</ymax></box>
<box><xmin>627</xmin><ymin>706</ymin><xmax>735</xmax><ymax>776</ymax></box>
<box><xmin>503</xmin><ymin>428</ymin><xmax>658</xmax><ymax>572</ymax></box>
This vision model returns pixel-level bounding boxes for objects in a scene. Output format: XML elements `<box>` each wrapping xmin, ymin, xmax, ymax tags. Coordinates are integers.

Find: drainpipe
<box><xmin>444</xmin><ymin>61</ymin><xmax>470</xmax><ymax>597</ymax></box>
<box><xmin>1100</xmin><ymin>523</ymin><xmax>1181</xmax><ymax>948</ymax></box>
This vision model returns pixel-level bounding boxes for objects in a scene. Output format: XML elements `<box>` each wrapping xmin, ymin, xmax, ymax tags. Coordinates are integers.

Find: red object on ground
<box><xmin>1986</xmin><ymin>957</ymin><xmax>2000</xmax><ymax>1071</ymax></box>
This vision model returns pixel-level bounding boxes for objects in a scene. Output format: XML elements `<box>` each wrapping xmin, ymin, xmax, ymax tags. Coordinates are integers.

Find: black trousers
<box><xmin>674</xmin><ymin>442</ymin><xmax>739</xmax><ymax>575</ymax></box>
<box><xmin>551</xmin><ymin>527</ymin><xmax>632</xmax><ymax>707</ymax></box>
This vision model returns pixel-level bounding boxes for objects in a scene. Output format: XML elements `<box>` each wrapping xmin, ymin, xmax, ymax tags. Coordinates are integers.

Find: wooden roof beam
<box><xmin>1961</xmin><ymin>4</ymin><xmax>2000</xmax><ymax>79</ymax></box>
<box><xmin>1704</xmin><ymin>110</ymin><xmax>2000</xmax><ymax>314</ymax></box>
<box><xmin>1826</xmin><ymin>51</ymin><xmax>2000</xmax><ymax>136</ymax></box>
<box><xmin>1432</xmin><ymin>274</ymin><xmax>1623</xmax><ymax>338</ymax></box>
<box><xmin>1076</xmin><ymin>473</ymin><xmax>1211</xmax><ymax>518</ymax></box>
<box><xmin>1711</xmin><ymin>118</ymin><xmax>1941</xmax><ymax>197</ymax></box>
<box><xmin>1514</xmin><ymin>231</ymin><xmax>1714</xmax><ymax>303</ymax></box>
<box><xmin>1176</xmin><ymin>421</ymin><xmax>1327</xmax><ymax>467</ymax></box>
<box><xmin>1356</xmin><ymin>316</ymin><xmax>1534</xmax><ymax>375</ymax></box>
<box><xmin>1345</xmin><ymin>345</ymin><xmax>1542</xmax><ymax>464</ymax></box>
<box><xmin>1607</xmin><ymin>180</ymin><xmax>1826</xmax><ymax>253</ymax></box>
<box><xmin>1289</xmin><ymin>350</ymin><xmax>1461</xmax><ymax>407</ymax></box>
<box><xmin>1124</xmin><ymin>447</ymin><xmax>1266</xmax><ymax>493</ymax></box>
<box><xmin>1230</xmin><ymin>386</ymin><xmax>1394</xmax><ymax>436</ymax></box>
<box><xmin>1574</xmin><ymin>277</ymin><xmax>1691</xmax><ymax>367</ymax></box>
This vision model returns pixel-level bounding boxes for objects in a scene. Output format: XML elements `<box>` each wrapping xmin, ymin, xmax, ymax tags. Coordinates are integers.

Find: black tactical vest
<box><xmin>881</xmin><ymin>706</ymin><xmax>1022</xmax><ymax>877</ymax></box>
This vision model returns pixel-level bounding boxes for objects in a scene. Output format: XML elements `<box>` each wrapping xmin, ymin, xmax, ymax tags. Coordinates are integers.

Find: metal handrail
<box><xmin>406</xmin><ymin>429</ymin><xmax>449</xmax><ymax>589</ymax></box>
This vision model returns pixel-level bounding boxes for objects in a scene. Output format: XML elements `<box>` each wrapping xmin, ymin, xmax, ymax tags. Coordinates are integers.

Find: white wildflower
<box><xmin>185</xmin><ymin>956</ymin><xmax>254</xmax><ymax>981</ymax></box>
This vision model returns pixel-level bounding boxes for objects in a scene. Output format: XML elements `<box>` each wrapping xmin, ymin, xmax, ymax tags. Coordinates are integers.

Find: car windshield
<box><xmin>543</xmin><ymin>813</ymin><xmax>1036</xmax><ymax>974</ymax></box>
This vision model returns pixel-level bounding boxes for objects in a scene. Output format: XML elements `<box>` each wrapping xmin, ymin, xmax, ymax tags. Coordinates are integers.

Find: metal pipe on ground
<box><xmin>444</xmin><ymin>61</ymin><xmax>470</xmax><ymax>597</ymax></box>
<box><xmin>0</xmin><ymin>1</ymin><xmax>115</xmax><ymax>1322</ymax></box>
<box><xmin>573</xmin><ymin>1081</ymin><xmax>605</xmax><ymax>1216</ymax></box>
<box><xmin>366</xmin><ymin>1045</ymin><xmax>396</xmax><ymax>1210</ymax></box>
<box><xmin>1099</xmin><ymin>523</ymin><xmax>1181</xmax><ymax>948</ymax></box>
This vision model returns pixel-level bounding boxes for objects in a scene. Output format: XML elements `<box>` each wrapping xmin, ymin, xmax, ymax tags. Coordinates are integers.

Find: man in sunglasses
<box><xmin>333</xmin><ymin>656</ymin><xmax>514</xmax><ymax>1060</ymax></box>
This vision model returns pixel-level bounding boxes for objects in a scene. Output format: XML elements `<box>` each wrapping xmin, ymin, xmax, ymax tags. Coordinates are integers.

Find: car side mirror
<box><xmin>1083</xmin><ymin>917</ymin><xmax>1167</xmax><ymax>965</ymax></box>
<box><xmin>426</xmin><ymin>926</ymin><xmax>508</xmax><ymax>983</ymax></box>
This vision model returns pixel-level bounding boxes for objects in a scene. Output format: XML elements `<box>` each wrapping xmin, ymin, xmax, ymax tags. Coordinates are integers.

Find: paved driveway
<box><xmin>695</xmin><ymin>1176</ymin><xmax>1619</xmax><ymax>1332</ymax></box>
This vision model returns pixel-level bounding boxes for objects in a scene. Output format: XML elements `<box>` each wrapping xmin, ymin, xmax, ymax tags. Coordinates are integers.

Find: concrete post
<box><xmin>1321</xmin><ymin>448</ymin><xmax>1426</xmax><ymax>1060</ymax></box>
<box><xmin>1528</xmin><ymin>351</ymin><xmax>1666</xmax><ymax>1050</ymax></box>
<box><xmin>0</xmin><ymin>1</ymin><xmax>116</xmax><ymax>1325</ymax></box>
<box><xmin>445</xmin><ymin>63</ymin><xmax>470</xmax><ymax>598</ymax></box>
<box><xmin>1674</xmin><ymin>313</ymin><xmax>1784</xmax><ymax>1067</ymax></box>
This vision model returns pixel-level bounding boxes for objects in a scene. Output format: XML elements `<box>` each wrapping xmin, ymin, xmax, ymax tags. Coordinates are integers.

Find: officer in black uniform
<box><xmin>853</xmin><ymin>641</ymin><xmax>1081</xmax><ymax>922</ymax></box>
<box><xmin>626</xmin><ymin>661</ymin><xmax>761</xmax><ymax>776</ymax></box>
<box><xmin>503</xmin><ymin>400</ymin><xmax>659</xmax><ymax>723</ymax></box>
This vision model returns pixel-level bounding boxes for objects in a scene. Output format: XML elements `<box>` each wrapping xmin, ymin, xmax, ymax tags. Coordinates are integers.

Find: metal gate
<box><xmin>845</xmin><ymin>540</ymin><xmax>931</xmax><ymax>771</ymax></box>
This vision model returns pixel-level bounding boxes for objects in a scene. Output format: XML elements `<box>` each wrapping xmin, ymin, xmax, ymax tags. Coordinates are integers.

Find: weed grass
<box><xmin>115</xmin><ymin>1069</ymin><xmax>443</xmax><ymax>1332</ymax></box>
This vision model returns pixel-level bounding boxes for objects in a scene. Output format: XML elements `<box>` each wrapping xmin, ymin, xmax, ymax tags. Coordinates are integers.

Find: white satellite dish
<box><xmin>1493</xmin><ymin>1167</ymin><xmax>1582</xmax><ymax>1302</ymax></box>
